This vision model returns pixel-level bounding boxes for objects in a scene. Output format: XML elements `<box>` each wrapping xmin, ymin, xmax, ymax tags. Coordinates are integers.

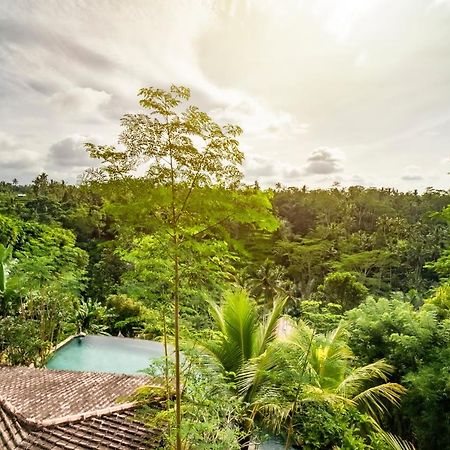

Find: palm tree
<box><xmin>203</xmin><ymin>289</ymin><xmax>286</xmax><ymax>448</ymax></box>
<box><xmin>246</xmin><ymin>260</ymin><xmax>289</xmax><ymax>310</ymax></box>
<box><xmin>257</xmin><ymin>322</ymin><xmax>413</xmax><ymax>449</ymax></box>
<box><xmin>293</xmin><ymin>324</ymin><xmax>405</xmax><ymax>416</ymax></box>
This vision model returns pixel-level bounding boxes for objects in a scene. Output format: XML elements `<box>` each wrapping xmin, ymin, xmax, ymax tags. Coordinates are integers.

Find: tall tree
<box><xmin>85</xmin><ymin>85</ymin><xmax>278</xmax><ymax>448</ymax></box>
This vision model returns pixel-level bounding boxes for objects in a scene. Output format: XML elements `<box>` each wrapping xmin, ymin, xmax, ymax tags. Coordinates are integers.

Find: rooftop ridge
<box><xmin>0</xmin><ymin>396</ymin><xmax>139</xmax><ymax>429</ymax></box>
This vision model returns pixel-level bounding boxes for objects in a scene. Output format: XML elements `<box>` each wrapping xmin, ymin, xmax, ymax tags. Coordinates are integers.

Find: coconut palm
<box><xmin>255</xmin><ymin>322</ymin><xmax>413</xmax><ymax>449</ymax></box>
<box><xmin>290</xmin><ymin>323</ymin><xmax>405</xmax><ymax>418</ymax></box>
<box><xmin>246</xmin><ymin>260</ymin><xmax>290</xmax><ymax>310</ymax></box>
<box><xmin>203</xmin><ymin>289</ymin><xmax>286</xmax><ymax>448</ymax></box>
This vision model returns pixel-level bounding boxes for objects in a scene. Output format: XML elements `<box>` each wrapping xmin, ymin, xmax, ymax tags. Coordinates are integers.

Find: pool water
<box><xmin>46</xmin><ymin>335</ymin><xmax>169</xmax><ymax>375</ymax></box>
<box><xmin>260</xmin><ymin>437</ymin><xmax>290</xmax><ymax>449</ymax></box>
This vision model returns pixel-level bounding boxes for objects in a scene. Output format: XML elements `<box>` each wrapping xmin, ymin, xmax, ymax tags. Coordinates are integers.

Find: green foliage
<box><xmin>200</xmin><ymin>289</ymin><xmax>286</xmax><ymax>447</ymax></box>
<box><xmin>273</xmin><ymin>186</ymin><xmax>450</xmax><ymax>297</ymax></box>
<box><xmin>317</xmin><ymin>271</ymin><xmax>369</xmax><ymax>311</ymax></box>
<box><xmin>136</xmin><ymin>350</ymin><xmax>244</xmax><ymax>449</ymax></box>
<box><xmin>425</xmin><ymin>250</ymin><xmax>450</xmax><ymax>279</ymax></box>
<box><xmin>423</xmin><ymin>282</ymin><xmax>450</xmax><ymax>319</ymax></box>
<box><xmin>119</xmin><ymin>231</ymin><xmax>237</xmax><ymax>324</ymax></box>
<box><xmin>345</xmin><ymin>297</ymin><xmax>438</xmax><ymax>375</ymax></box>
<box><xmin>0</xmin><ymin>316</ymin><xmax>50</xmax><ymax>365</ymax></box>
<box><xmin>275</xmin><ymin>238</ymin><xmax>334</xmax><ymax>299</ymax></box>
<box><xmin>245</xmin><ymin>259</ymin><xmax>291</xmax><ymax>310</ymax></box>
<box><xmin>0</xmin><ymin>213</ymin><xmax>87</xmax><ymax>362</ymax></box>
<box><xmin>402</xmin><ymin>344</ymin><xmax>450</xmax><ymax>450</ymax></box>
<box><xmin>0</xmin><ymin>243</ymin><xmax>12</xmax><ymax>297</ymax></box>
<box><xmin>345</xmin><ymin>296</ymin><xmax>450</xmax><ymax>448</ymax></box>
<box><xmin>4</xmin><ymin>92</ymin><xmax>450</xmax><ymax>449</ymax></box>
<box><xmin>0</xmin><ymin>215</ymin><xmax>20</xmax><ymax>246</ymax></box>
<box><xmin>84</xmin><ymin>84</ymin><xmax>279</xmax><ymax>449</ymax></box>
<box><xmin>204</xmin><ymin>290</ymin><xmax>285</xmax><ymax>398</ymax></box>
<box><xmin>287</xmin><ymin>403</ymin><xmax>382</xmax><ymax>450</ymax></box>
<box><xmin>73</xmin><ymin>298</ymin><xmax>111</xmax><ymax>334</ymax></box>
<box><xmin>296</xmin><ymin>299</ymin><xmax>343</xmax><ymax>333</ymax></box>
<box><xmin>85</xmin><ymin>84</ymin><xmax>245</xmax><ymax>185</ymax></box>
<box><xmin>106</xmin><ymin>294</ymin><xmax>146</xmax><ymax>335</ymax></box>
<box><xmin>257</xmin><ymin>322</ymin><xmax>409</xmax><ymax>450</ymax></box>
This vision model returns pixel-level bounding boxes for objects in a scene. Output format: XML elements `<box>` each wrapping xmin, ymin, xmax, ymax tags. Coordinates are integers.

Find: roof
<box><xmin>0</xmin><ymin>366</ymin><xmax>161</xmax><ymax>449</ymax></box>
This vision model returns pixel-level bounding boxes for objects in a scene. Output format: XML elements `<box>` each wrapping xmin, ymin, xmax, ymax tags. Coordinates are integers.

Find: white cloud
<box><xmin>401</xmin><ymin>165</ymin><xmax>424</xmax><ymax>181</ymax></box>
<box><xmin>303</xmin><ymin>147</ymin><xmax>345</xmax><ymax>175</ymax></box>
<box><xmin>243</xmin><ymin>154</ymin><xmax>277</xmax><ymax>178</ymax></box>
<box><xmin>0</xmin><ymin>131</ymin><xmax>16</xmax><ymax>153</ymax></box>
<box><xmin>312</xmin><ymin>0</ymin><xmax>385</xmax><ymax>42</ymax></box>
<box><xmin>430</xmin><ymin>0</ymin><xmax>450</xmax><ymax>9</ymax></box>
<box><xmin>354</xmin><ymin>50</ymin><xmax>369</xmax><ymax>67</ymax></box>
<box><xmin>1</xmin><ymin>1</ymin><xmax>450</xmax><ymax>190</ymax></box>
<box><xmin>48</xmin><ymin>87</ymin><xmax>111</xmax><ymax>119</ymax></box>
<box><xmin>0</xmin><ymin>131</ymin><xmax>42</xmax><ymax>176</ymax></box>
<box><xmin>210</xmin><ymin>93</ymin><xmax>309</xmax><ymax>139</ymax></box>
<box><xmin>47</xmin><ymin>135</ymin><xmax>99</xmax><ymax>169</ymax></box>
<box><xmin>243</xmin><ymin>153</ymin><xmax>304</xmax><ymax>186</ymax></box>
<box><xmin>283</xmin><ymin>167</ymin><xmax>303</xmax><ymax>180</ymax></box>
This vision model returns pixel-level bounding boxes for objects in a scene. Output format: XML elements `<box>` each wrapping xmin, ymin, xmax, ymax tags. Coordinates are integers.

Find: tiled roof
<box><xmin>0</xmin><ymin>366</ymin><xmax>162</xmax><ymax>449</ymax></box>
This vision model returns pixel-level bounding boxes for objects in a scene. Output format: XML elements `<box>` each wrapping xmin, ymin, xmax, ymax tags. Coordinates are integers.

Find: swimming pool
<box><xmin>46</xmin><ymin>335</ymin><xmax>170</xmax><ymax>375</ymax></box>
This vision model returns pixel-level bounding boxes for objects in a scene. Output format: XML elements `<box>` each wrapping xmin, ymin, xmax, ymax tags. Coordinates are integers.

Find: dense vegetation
<box><xmin>1</xmin><ymin>86</ymin><xmax>449</xmax><ymax>449</ymax></box>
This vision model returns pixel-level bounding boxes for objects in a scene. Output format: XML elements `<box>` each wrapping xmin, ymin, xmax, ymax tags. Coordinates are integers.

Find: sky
<box><xmin>1</xmin><ymin>0</ymin><xmax>450</xmax><ymax>190</ymax></box>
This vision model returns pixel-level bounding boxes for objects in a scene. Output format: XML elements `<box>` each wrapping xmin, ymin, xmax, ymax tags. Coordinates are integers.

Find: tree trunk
<box><xmin>174</xmin><ymin>239</ymin><xmax>182</xmax><ymax>450</ymax></box>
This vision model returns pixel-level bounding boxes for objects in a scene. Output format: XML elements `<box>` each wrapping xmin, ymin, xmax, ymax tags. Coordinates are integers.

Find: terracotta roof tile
<box><xmin>14</xmin><ymin>410</ymin><xmax>158</xmax><ymax>449</ymax></box>
<box><xmin>0</xmin><ymin>366</ymin><xmax>162</xmax><ymax>449</ymax></box>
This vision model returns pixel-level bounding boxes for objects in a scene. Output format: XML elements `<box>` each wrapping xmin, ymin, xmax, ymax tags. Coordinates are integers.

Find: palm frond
<box><xmin>255</xmin><ymin>401</ymin><xmax>293</xmax><ymax>434</ymax></box>
<box><xmin>288</xmin><ymin>320</ymin><xmax>314</xmax><ymax>351</ymax></box>
<box><xmin>336</xmin><ymin>359</ymin><xmax>394</xmax><ymax>397</ymax></box>
<box><xmin>257</xmin><ymin>296</ymin><xmax>286</xmax><ymax>353</ymax></box>
<box><xmin>353</xmin><ymin>382</ymin><xmax>406</xmax><ymax>419</ymax></box>
<box><xmin>207</xmin><ymin>299</ymin><xmax>226</xmax><ymax>334</ymax></box>
<box><xmin>379</xmin><ymin>431</ymin><xmax>416</xmax><ymax>450</ymax></box>
<box><xmin>300</xmin><ymin>384</ymin><xmax>354</xmax><ymax>407</ymax></box>
<box><xmin>204</xmin><ymin>290</ymin><xmax>259</xmax><ymax>374</ymax></box>
<box><xmin>237</xmin><ymin>346</ymin><xmax>280</xmax><ymax>400</ymax></box>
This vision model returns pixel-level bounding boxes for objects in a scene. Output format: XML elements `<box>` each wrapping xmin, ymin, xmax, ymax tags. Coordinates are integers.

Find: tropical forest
<box><xmin>0</xmin><ymin>85</ymin><xmax>449</xmax><ymax>450</ymax></box>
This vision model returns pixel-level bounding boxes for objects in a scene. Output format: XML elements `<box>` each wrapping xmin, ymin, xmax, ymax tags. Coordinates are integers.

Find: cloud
<box><xmin>243</xmin><ymin>154</ymin><xmax>277</xmax><ymax>178</ymax></box>
<box><xmin>303</xmin><ymin>147</ymin><xmax>345</xmax><ymax>175</ymax></box>
<box><xmin>243</xmin><ymin>153</ymin><xmax>304</xmax><ymax>186</ymax></box>
<box><xmin>0</xmin><ymin>131</ymin><xmax>42</xmax><ymax>180</ymax></box>
<box><xmin>47</xmin><ymin>135</ymin><xmax>99</xmax><ymax>169</ymax></box>
<box><xmin>431</xmin><ymin>0</ymin><xmax>450</xmax><ymax>9</ymax></box>
<box><xmin>283</xmin><ymin>168</ymin><xmax>303</xmax><ymax>180</ymax></box>
<box><xmin>1</xmin><ymin>1</ymin><xmax>450</xmax><ymax>191</ymax></box>
<box><xmin>48</xmin><ymin>87</ymin><xmax>111</xmax><ymax>119</ymax></box>
<box><xmin>401</xmin><ymin>165</ymin><xmax>424</xmax><ymax>181</ymax></box>
<box><xmin>244</xmin><ymin>147</ymin><xmax>348</xmax><ymax>187</ymax></box>
<box><xmin>354</xmin><ymin>50</ymin><xmax>369</xmax><ymax>67</ymax></box>
<box><xmin>209</xmin><ymin>93</ymin><xmax>309</xmax><ymax>139</ymax></box>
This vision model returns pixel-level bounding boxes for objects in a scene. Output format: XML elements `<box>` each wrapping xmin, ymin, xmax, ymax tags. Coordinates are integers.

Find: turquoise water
<box><xmin>46</xmin><ymin>335</ymin><xmax>169</xmax><ymax>375</ymax></box>
<box><xmin>260</xmin><ymin>437</ymin><xmax>289</xmax><ymax>449</ymax></box>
